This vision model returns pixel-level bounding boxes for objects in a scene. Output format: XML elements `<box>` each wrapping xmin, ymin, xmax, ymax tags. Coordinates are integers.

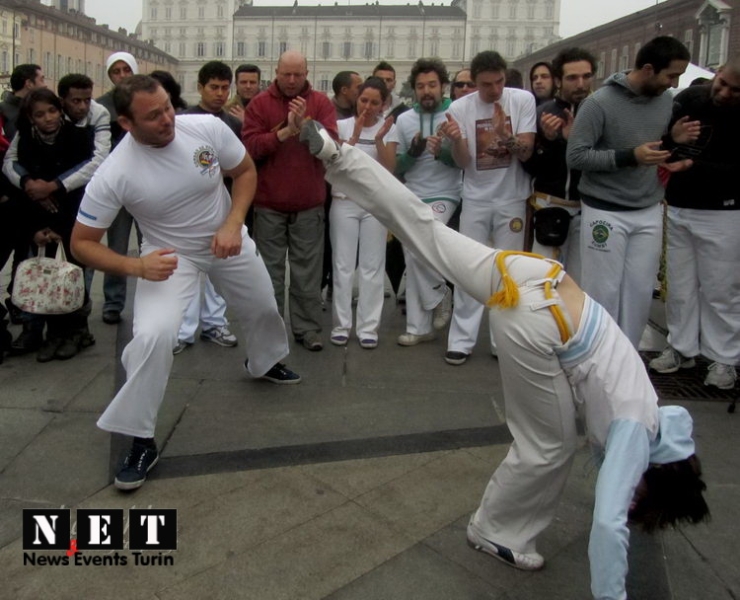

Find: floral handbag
<box><xmin>12</xmin><ymin>244</ymin><xmax>85</xmax><ymax>315</ymax></box>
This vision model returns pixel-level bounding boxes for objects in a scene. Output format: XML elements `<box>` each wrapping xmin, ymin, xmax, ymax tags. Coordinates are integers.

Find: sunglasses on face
<box><xmin>453</xmin><ymin>81</ymin><xmax>476</xmax><ymax>89</ymax></box>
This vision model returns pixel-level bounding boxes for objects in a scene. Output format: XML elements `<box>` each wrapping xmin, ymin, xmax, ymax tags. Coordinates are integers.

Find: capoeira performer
<box><xmin>300</xmin><ymin>120</ymin><xmax>709</xmax><ymax>600</ymax></box>
<box><xmin>72</xmin><ymin>76</ymin><xmax>300</xmax><ymax>491</ymax></box>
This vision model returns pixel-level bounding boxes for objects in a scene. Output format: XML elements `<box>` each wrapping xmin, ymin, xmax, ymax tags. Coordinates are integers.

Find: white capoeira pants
<box><xmin>329</xmin><ymin>198</ymin><xmax>387</xmax><ymax>341</ymax></box>
<box><xmin>324</xmin><ymin>144</ymin><xmax>656</xmax><ymax>555</ymax></box>
<box><xmin>97</xmin><ymin>229</ymin><xmax>289</xmax><ymax>438</ymax></box>
<box><xmin>448</xmin><ymin>197</ymin><xmax>526</xmax><ymax>354</ymax></box>
<box><xmin>178</xmin><ymin>274</ymin><xmax>230</xmax><ymax>343</ymax></box>
<box><xmin>579</xmin><ymin>202</ymin><xmax>662</xmax><ymax>348</ymax></box>
<box><xmin>665</xmin><ymin>206</ymin><xmax>740</xmax><ymax>365</ymax></box>
<box><xmin>403</xmin><ymin>198</ymin><xmax>456</xmax><ymax>335</ymax></box>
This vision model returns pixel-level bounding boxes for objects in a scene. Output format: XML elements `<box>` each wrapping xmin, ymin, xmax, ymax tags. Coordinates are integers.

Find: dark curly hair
<box><xmin>408</xmin><ymin>58</ymin><xmax>450</xmax><ymax>88</ymax></box>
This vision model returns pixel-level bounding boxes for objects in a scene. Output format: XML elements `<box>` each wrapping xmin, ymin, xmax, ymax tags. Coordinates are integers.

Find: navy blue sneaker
<box><xmin>245</xmin><ymin>360</ymin><xmax>302</xmax><ymax>385</ymax></box>
<box><xmin>115</xmin><ymin>442</ymin><xmax>159</xmax><ymax>491</ymax></box>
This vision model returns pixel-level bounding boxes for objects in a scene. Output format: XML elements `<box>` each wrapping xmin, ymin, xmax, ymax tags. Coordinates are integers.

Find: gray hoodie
<box><xmin>566</xmin><ymin>71</ymin><xmax>673</xmax><ymax>211</ymax></box>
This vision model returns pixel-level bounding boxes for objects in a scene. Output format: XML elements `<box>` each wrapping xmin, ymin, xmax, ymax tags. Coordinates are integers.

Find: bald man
<box><xmin>242</xmin><ymin>51</ymin><xmax>338</xmax><ymax>351</ymax></box>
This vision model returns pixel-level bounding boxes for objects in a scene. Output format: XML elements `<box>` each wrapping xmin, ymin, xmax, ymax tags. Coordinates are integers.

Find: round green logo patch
<box><xmin>592</xmin><ymin>224</ymin><xmax>609</xmax><ymax>244</ymax></box>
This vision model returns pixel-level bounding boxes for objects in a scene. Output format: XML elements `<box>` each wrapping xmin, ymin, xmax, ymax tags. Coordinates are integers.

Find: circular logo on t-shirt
<box><xmin>193</xmin><ymin>145</ymin><xmax>218</xmax><ymax>177</ymax></box>
<box><xmin>431</xmin><ymin>202</ymin><xmax>447</xmax><ymax>214</ymax></box>
<box><xmin>509</xmin><ymin>217</ymin><xmax>524</xmax><ymax>233</ymax></box>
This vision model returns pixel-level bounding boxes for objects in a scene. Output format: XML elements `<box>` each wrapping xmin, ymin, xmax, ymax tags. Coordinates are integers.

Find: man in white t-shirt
<box><xmin>71</xmin><ymin>76</ymin><xmax>299</xmax><ymax>491</ymax></box>
<box><xmin>442</xmin><ymin>50</ymin><xmax>536</xmax><ymax>365</ymax></box>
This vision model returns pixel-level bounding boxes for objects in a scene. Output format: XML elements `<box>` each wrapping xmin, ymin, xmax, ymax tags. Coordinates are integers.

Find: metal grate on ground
<box><xmin>642</xmin><ymin>352</ymin><xmax>738</xmax><ymax>405</ymax></box>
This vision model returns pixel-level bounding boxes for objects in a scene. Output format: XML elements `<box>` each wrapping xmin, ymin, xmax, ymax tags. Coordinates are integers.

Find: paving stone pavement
<box><xmin>1</xmin><ymin>267</ymin><xmax>738</xmax><ymax>600</ymax></box>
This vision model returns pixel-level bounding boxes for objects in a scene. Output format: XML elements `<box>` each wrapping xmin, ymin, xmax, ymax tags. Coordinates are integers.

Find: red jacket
<box><xmin>242</xmin><ymin>81</ymin><xmax>338</xmax><ymax>212</ymax></box>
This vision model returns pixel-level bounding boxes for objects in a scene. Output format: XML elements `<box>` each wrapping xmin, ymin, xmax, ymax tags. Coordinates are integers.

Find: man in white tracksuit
<box><xmin>566</xmin><ymin>36</ymin><xmax>696</xmax><ymax>348</ymax></box>
<box><xmin>301</xmin><ymin>120</ymin><xmax>709</xmax><ymax>600</ymax></box>
<box><xmin>394</xmin><ymin>57</ymin><xmax>461</xmax><ymax>346</ymax></box>
<box><xmin>444</xmin><ymin>50</ymin><xmax>536</xmax><ymax>365</ymax></box>
<box><xmin>72</xmin><ymin>76</ymin><xmax>300</xmax><ymax>491</ymax></box>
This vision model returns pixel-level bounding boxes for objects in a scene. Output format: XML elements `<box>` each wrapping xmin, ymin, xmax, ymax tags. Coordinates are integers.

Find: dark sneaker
<box><xmin>37</xmin><ymin>337</ymin><xmax>63</xmax><ymax>363</ymax></box>
<box><xmin>445</xmin><ymin>350</ymin><xmax>469</xmax><ymax>365</ymax></box>
<box><xmin>10</xmin><ymin>328</ymin><xmax>43</xmax><ymax>354</ymax></box>
<box><xmin>55</xmin><ymin>332</ymin><xmax>83</xmax><ymax>360</ymax></box>
<box><xmin>114</xmin><ymin>442</ymin><xmax>159</xmax><ymax>491</ymax></box>
<box><xmin>245</xmin><ymin>359</ymin><xmax>302</xmax><ymax>384</ymax></box>
<box><xmin>102</xmin><ymin>310</ymin><xmax>122</xmax><ymax>325</ymax></box>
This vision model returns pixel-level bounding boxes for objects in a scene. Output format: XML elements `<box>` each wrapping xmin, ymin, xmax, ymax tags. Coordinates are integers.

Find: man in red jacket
<box><xmin>242</xmin><ymin>50</ymin><xmax>338</xmax><ymax>351</ymax></box>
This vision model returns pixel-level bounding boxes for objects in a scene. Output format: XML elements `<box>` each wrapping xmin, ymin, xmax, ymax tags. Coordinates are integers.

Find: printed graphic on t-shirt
<box><xmin>193</xmin><ymin>145</ymin><xmax>219</xmax><ymax>177</ymax></box>
<box><xmin>475</xmin><ymin>102</ymin><xmax>513</xmax><ymax>171</ymax></box>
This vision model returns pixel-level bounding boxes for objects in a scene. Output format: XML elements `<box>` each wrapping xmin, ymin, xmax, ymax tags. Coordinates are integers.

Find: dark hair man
<box><xmin>440</xmin><ymin>50</ymin><xmax>536</xmax><ymax>366</ymax></box>
<box><xmin>523</xmin><ymin>47</ymin><xmax>597</xmax><ymax>279</ymax></box>
<box><xmin>331</xmin><ymin>70</ymin><xmax>362</xmax><ymax>120</ymax></box>
<box><xmin>242</xmin><ymin>50</ymin><xmax>339</xmax><ymax>351</ymax></box>
<box><xmin>72</xmin><ymin>75</ymin><xmax>300</xmax><ymax>490</ymax></box>
<box><xmin>529</xmin><ymin>62</ymin><xmax>555</xmax><ymax>105</ymax></box>
<box><xmin>1</xmin><ymin>64</ymin><xmax>46</xmax><ymax>140</ymax></box>
<box><xmin>373</xmin><ymin>60</ymin><xmax>407</xmax><ymax>120</ymax></box>
<box><xmin>649</xmin><ymin>54</ymin><xmax>740</xmax><ymax>390</ymax></box>
<box><xmin>227</xmin><ymin>64</ymin><xmax>262</xmax><ymax>122</ymax></box>
<box><xmin>185</xmin><ymin>61</ymin><xmax>241</xmax><ymax>137</ymax></box>
<box><xmin>567</xmin><ymin>36</ymin><xmax>697</xmax><ymax>348</ymax></box>
<box><xmin>451</xmin><ymin>68</ymin><xmax>476</xmax><ymax>100</ymax></box>
<box><xmin>394</xmin><ymin>57</ymin><xmax>460</xmax><ymax>347</ymax></box>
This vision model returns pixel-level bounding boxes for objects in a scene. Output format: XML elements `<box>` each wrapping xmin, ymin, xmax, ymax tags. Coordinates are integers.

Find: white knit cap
<box><xmin>106</xmin><ymin>52</ymin><xmax>139</xmax><ymax>79</ymax></box>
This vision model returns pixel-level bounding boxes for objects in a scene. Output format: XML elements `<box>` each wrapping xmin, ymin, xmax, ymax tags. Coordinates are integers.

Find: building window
<box><xmin>684</xmin><ymin>29</ymin><xmax>694</xmax><ymax>56</ymax></box>
<box><xmin>452</xmin><ymin>41</ymin><xmax>461</xmax><ymax>59</ymax></box>
<box><xmin>179</xmin><ymin>42</ymin><xmax>186</xmax><ymax>56</ymax></box>
<box><xmin>343</xmin><ymin>41</ymin><xmax>351</xmax><ymax>59</ymax></box>
<box><xmin>165</xmin><ymin>7</ymin><xmax>172</xmax><ymax>19</ymax></box>
<box><xmin>198</xmin><ymin>6</ymin><xmax>205</xmax><ymax>18</ymax></box>
<box><xmin>506</xmin><ymin>40</ymin><xmax>515</xmax><ymax>57</ymax></box>
<box><xmin>215</xmin><ymin>41</ymin><xmax>225</xmax><ymax>57</ymax></box>
<box><xmin>610</xmin><ymin>48</ymin><xmax>618</xmax><ymax>74</ymax></box>
<box><xmin>180</xmin><ymin>26</ymin><xmax>187</xmax><ymax>37</ymax></box>
<box><xmin>473</xmin><ymin>1</ymin><xmax>482</xmax><ymax>19</ymax></box>
<box><xmin>180</xmin><ymin>6</ymin><xmax>187</xmax><ymax>19</ymax></box>
<box><xmin>408</xmin><ymin>40</ymin><xmax>417</xmax><ymax>58</ymax></box>
<box><xmin>634</xmin><ymin>42</ymin><xmax>641</xmax><ymax>62</ymax></box>
<box><xmin>619</xmin><ymin>45</ymin><xmax>629</xmax><ymax>71</ymax></box>
<box><xmin>508</xmin><ymin>3</ymin><xmax>517</xmax><ymax>19</ymax></box>
<box><xmin>598</xmin><ymin>51</ymin><xmax>606</xmax><ymax>78</ymax></box>
<box><xmin>236</xmin><ymin>41</ymin><xmax>246</xmax><ymax>57</ymax></box>
<box><xmin>321</xmin><ymin>41</ymin><xmax>331</xmax><ymax>59</ymax></box>
<box><xmin>217</xmin><ymin>5</ymin><xmax>224</xmax><ymax>18</ymax></box>
<box><xmin>279</xmin><ymin>41</ymin><xmax>288</xmax><ymax>54</ymax></box>
<box><xmin>164</xmin><ymin>42</ymin><xmax>171</xmax><ymax>54</ymax></box>
<box><xmin>196</xmin><ymin>42</ymin><xmax>205</xmax><ymax>57</ymax></box>
<box><xmin>527</xmin><ymin>3</ymin><xmax>535</xmax><ymax>19</ymax></box>
<box><xmin>258</xmin><ymin>41</ymin><xmax>267</xmax><ymax>57</ymax></box>
<box><xmin>320</xmin><ymin>78</ymin><xmax>329</xmax><ymax>92</ymax></box>
<box><xmin>430</xmin><ymin>40</ymin><xmax>439</xmax><ymax>56</ymax></box>
<box><xmin>150</xmin><ymin>28</ymin><xmax>157</xmax><ymax>37</ymax></box>
<box><xmin>150</xmin><ymin>7</ymin><xmax>157</xmax><ymax>19</ymax></box>
<box><xmin>492</xmin><ymin>4</ymin><xmax>500</xmax><ymax>19</ymax></box>
<box><xmin>387</xmin><ymin>40</ymin><xmax>394</xmax><ymax>58</ymax></box>
<box><xmin>364</xmin><ymin>41</ymin><xmax>373</xmax><ymax>59</ymax></box>
<box><xmin>545</xmin><ymin>0</ymin><xmax>554</xmax><ymax>19</ymax></box>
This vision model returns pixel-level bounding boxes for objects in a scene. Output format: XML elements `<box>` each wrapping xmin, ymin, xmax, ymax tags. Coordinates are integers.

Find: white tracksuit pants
<box><xmin>448</xmin><ymin>197</ymin><xmax>526</xmax><ymax>354</ymax></box>
<box><xmin>403</xmin><ymin>198</ymin><xmax>456</xmax><ymax>335</ymax></box>
<box><xmin>579</xmin><ymin>202</ymin><xmax>662</xmax><ymax>348</ymax></box>
<box><xmin>329</xmin><ymin>198</ymin><xmax>387</xmax><ymax>341</ymax></box>
<box><xmin>324</xmin><ymin>144</ymin><xmax>656</xmax><ymax>555</ymax></box>
<box><xmin>96</xmin><ymin>229</ymin><xmax>289</xmax><ymax>438</ymax></box>
<box><xmin>665</xmin><ymin>206</ymin><xmax>740</xmax><ymax>365</ymax></box>
<box><xmin>178</xmin><ymin>274</ymin><xmax>229</xmax><ymax>343</ymax></box>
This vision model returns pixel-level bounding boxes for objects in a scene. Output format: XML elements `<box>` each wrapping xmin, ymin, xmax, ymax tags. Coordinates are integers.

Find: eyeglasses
<box><xmin>453</xmin><ymin>81</ymin><xmax>476</xmax><ymax>89</ymax></box>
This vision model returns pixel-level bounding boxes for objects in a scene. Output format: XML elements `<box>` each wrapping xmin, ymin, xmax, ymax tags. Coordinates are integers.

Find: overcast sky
<box><xmin>81</xmin><ymin>0</ymin><xmax>662</xmax><ymax>40</ymax></box>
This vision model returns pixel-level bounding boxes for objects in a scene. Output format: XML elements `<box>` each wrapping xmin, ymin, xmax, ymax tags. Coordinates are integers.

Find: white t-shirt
<box><xmin>448</xmin><ymin>88</ymin><xmax>536</xmax><ymax>203</ymax></box>
<box><xmin>334</xmin><ymin>116</ymin><xmax>398</xmax><ymax>200</ymax></box>
<box><xmin>395</xmin><ymin>107</ymin><xmax>462</xmax><ymax>202</ymax></box>
<box><xmin>78</xmin><ymin>115</ymin><xmax>246</xmax><ymax>256</ymax></box>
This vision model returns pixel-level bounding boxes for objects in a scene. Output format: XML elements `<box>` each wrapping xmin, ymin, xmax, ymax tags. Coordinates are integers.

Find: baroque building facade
<box><xmin>0</xmin><ymin>0</ymin><xmax>176</xmax><ymax>96</ymax></box>
<box><xmin>141</xmin><ymin>0</ymin><xmax>561</xmax><ymax>103</ymax></box>
<box><xmin>513</xmin><ymin>0</ymin><xmax>738</xmax><ymax>88</ymax></box>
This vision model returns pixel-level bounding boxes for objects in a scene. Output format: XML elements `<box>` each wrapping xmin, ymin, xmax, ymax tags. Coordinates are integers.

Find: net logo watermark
<box><xmin>22</xmin><ymin>508</ymin><xmax>177</xmax><ymax>567</ymax></box>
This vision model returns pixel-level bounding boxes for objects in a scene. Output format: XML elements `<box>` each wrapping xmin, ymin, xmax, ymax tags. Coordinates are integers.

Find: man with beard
<box><xmin>649</xmin><ymin>56</ymin><xmax>740</xmax><ymax>390</ymax></box>
<box><xmin>524</xmin><ymin>47</ymin><xmax>597</xmax><ymax>282</ymax></box>
<box><xmin>394</xmin><ymin>58</ymin><xmax>461</xmax><ymax>346</ymax></box>
<box><xmin>567</xmin><ymin>36</ymin><xmax>698</xmax><ymax>348</ymax></box>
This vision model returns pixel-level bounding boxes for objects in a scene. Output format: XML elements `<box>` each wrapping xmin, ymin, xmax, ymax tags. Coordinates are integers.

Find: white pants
<box><xmin>579</xmin><ymin>203</ymin><xmax>662</xmax><ymax>348</ymax></box>
<box><xmin>324</xmin><ymin>144</ymin><xmax>654</xmax><ymax>555</ymax></box>
<box><xmin>448</xmin><ymin>197</ymin><xmax>526</xmax><ymax>354</ymax></box>
<box><xmin>97</xmin><ymin>230</ymin><xmax>289</xmax><ymax>438</ymax></box>
<box><xmin>329</xmin><ymin>198</ymin><xmax>387</xmax><ymax>340</ymax></box>
<box><xmin>178</xmin><ymin>275</ymin><xmax>229</xmax><ymax>343</ymax></box>
<box><xmin>665</xmin><ymin>207</ymin><xmax>740</xmax><ymax>365</ymax></box>
<box><xmin>404</xmin><ymin>198</ymin><xmax>456</xmax><ymax>335</ymax></box>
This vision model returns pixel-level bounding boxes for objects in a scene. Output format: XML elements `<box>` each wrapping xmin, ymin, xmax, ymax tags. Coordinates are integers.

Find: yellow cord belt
<box><xmin>487</xmin><ymin>251</ymin><xmax>572</xmax><ymax>343</ymax></box>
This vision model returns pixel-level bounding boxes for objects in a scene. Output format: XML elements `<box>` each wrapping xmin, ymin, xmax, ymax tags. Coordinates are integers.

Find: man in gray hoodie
<box><xmin>566</xmin><ymin>36</ymin><xmax>697</xmax><ymax>348</ymax></box>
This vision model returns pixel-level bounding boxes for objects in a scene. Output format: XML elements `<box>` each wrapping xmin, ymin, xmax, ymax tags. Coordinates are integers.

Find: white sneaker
<box><xmin>704</xmin><ymin>362</ymin><xmax>737</xmax><ymax>390</ymax></box>
<box><xmin>649</xmin><ymin>346</ymin><xmax>695</xmax><ymax>373</ymax></box>
<box><xmin>432</xmin><ymin>286</ymin><xmax>453</xmax><ymax>330</ymax></box>
<box><xmin>397</xmin><ymin>331</ymin><xmax>436</xmax><ymax>346</ymax></box>
<box><xmin>200</xmin><ymin>326</ymin><xmax>238</xmax><ymax>347</ymax></box>
<box><xmin>300</xmin><ymin>120</ymin><xmax>339</xmax><ymax>162</ymax></box>
<box><xmin>467</xmin><ymin>523</ymin><xmax>544</xmax><ymax>571</ymax></box>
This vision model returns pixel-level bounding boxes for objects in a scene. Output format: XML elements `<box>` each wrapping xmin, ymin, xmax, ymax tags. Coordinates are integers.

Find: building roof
<box><xmin>234</xmin><ymin>2</ymin><xmax>466</xmax><ymax>19</ymax></box>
